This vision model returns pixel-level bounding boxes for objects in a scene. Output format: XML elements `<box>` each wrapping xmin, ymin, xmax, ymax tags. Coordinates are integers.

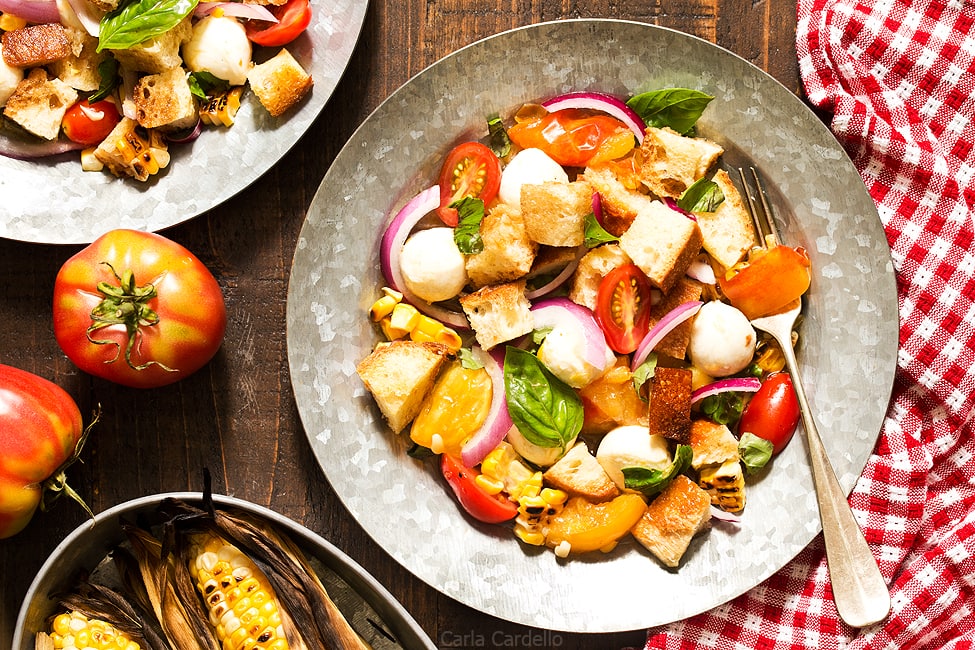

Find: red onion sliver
<box><xmin>591</xmin><ymin>191</ymin><xmax>605</xmax><ymax>228</ymax></box>
<box><xmin>0</xmin><ymin>131</ymin><xmax>85</xmax><ymax>160</ymax></box>
<box><xmin>165</xmin><ymin>119</ymin><xmax>203</xmax><ymax>144</ymax></box>
<box><xmin>0</xmin><ymin>0</ymin><xmax>60</xmax><ymax>23</ymax></box>
<box><xmin>664</xmin><ymin>196</ymin><xmax>696</xmax><ymax>221</ymax></box>
<box><xmin>194</xmin><ymin>1</ymin><xmax>278</xmax><ymax>21</ymax></box>
<box><xmin>530</xmin><ymin>297</ymin><xmax>614</xmax><ymax>372</ymax></box>
<box><xmin>631</xmin><ymin>300</ymin><xmax>703</xmax><ymax>370</ymax></box>
<box><xmin>542</xmin><ymin>91</ymin><xmax>646</xmax><ymax>144</ymax></box>
<box><xmin>690</xmin><ymin>376</ymin><xmax>761</xmax><ymax>405</ymax></box>
<box><xmin>460</xmin><ymin>347</ymin><xmax>512</xmax><ymax>467</ymax></box>
<box><xmin>710</xmin><ymin>505</ymin><xmax>741</xmax><ymax>523</ymax></box>
<box><xmin>686</xmin><ymin>255</ymin><xmax>716</xmax><ymax>284</ymax></box>
<box><xmin>525</xmin><ymin>246</ymin><xmax>584</xmax><ymax>301</ymax></box>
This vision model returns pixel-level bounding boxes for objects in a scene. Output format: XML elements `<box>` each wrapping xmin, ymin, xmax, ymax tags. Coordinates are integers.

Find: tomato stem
<box><xmin>40</xmin><ymin>407</ymin><xmax>100</xmax><ymax>521</ymax></box>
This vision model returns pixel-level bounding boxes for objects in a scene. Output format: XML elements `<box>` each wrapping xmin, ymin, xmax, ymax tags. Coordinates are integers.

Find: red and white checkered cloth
<box><xmin>644</xmin><ymin>0</ymin><xmax>975</xmax><ymax>647</ymax></box>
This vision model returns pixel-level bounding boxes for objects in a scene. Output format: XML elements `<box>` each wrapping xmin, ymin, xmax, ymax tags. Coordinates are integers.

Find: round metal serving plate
<box><xmin>0</xmin><ymin>0</ymin><xmax>368</xmax><ymax>245</ymax></box>
<box><xmin>13</xmin><ymin>492</ymin><xmax>436</xmax><ymax>650</ymax></box>
<box><xmin>286</xmin><ymin>19</ymin><xmax>897</xmax><ymax>632</ymax></box>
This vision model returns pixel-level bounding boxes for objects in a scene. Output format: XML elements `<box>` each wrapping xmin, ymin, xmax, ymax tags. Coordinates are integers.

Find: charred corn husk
<box><xmin>369</xmin><ymin>287</ymin><xmax>463</xmax><ymax>351</ymax></box>
<box><xmin>43</xmin><ymin>611</ymin><xmax>142</xmax><ymax>650</ymax></box>
<box><xmin>199</xmin><ymin>87</ymin><xmax>243</xmax><ymax>127</ymax></box>
<box><xmin>699</xmin><ymin>459</ymin><xmax>746</xmax><ymax>512</ymax></box>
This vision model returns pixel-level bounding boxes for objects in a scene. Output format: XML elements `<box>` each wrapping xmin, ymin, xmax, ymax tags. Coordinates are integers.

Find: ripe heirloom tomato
<box><xmin>440</xmin><ymin>454</ymin><xmax>517</xmax><ymax>524</ymax></box>
<box><xmin>53</xmin><ymin>230</ymin><xmax>227</xmax><ymax>389</ymax></box>
<box><xmin>436</xmin><ymin>141</ymin><xmax>502</xmax><ymax>226</ymax></box>
<box><xmin>719</xmin><ymin>245</ymin><xmax>811</xmax><ymax>319</ymax></box>
<box><xmin>245</xmin><ymin>0</ymin><xmax>312</xmax><ymax>46</ymax></box>
<box><xmin>594</xmin><ymin>263</ymin><xmax>653</xmax><ymax>354</ymax></box>
<box><xmin>62</xmin><ymin>99</ymin><xmax>122</xmax><ymax>146</ymax></box>
<box><xmin>737</xmin><ymin>372</ymin><xmax>801</xmax><ymax>454</ymax></box>
<box><xmin>507</xmin><ymin>107</ymin><xmax>635</xmax><ymax>168</ymax></box>
<box><xmin>0</xmin><ymin>364</ymin><xmax>92</xmax><ymax>539</ymax></box>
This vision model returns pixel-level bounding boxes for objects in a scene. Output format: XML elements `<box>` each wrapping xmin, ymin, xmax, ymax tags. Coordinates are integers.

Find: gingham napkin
<box><xmin>644</xmin><ymin>0</ymin><xmax>975</xmax><ymax>647</ymax></box>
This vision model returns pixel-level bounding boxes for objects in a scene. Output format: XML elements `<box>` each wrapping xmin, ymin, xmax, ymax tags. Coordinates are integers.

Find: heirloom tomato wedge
<box><xmin>508</xmin><ymin>106</ymin><xmax>635</xmax><ymax>168</ymax></box>
<box><xmin>0</xmin><ymin>364</ymin><xmax>93</xmax><ymax>539</ymax></box>
<box><xmin>53</xmin><ymin>230</ymin><xmax>227</xmax><ymax>389</ymax></box>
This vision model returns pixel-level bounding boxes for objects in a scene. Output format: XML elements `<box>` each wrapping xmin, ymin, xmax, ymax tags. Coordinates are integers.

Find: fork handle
<box><xmin>780</xmin><ymin>344</ymin><xmax>892</xmax><ymax>628</ymax></box>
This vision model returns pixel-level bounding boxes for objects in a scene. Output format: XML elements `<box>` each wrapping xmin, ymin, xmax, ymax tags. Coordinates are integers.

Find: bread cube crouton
<box><xmin>47</xmin><ymin>28</ymin><xmax>106</xmax><ymax>92</ymax></box>
<box><xmin>3</xmin><ymin>68</ymin><xmax>78</xmax><ymax>140</ymax></box>
<box><xmin>695</xmin><ymin>169</ymin><xmax>759</xmax><ymax>270</ymax></box>
<box><xmin>630</xmin><ymin>475</ymin><xmax>712</xmax><ymax>567</ymax></box>
<box><xmin>544</xmin><ymin>443</ymin><xmax>620</xmax><ymax>502</ymax></box>
<box><xmin>646</xmin><ymin>276</ymin><xmax>704</xmax><ymax>360</ymax></box>
<box><xmin>688</xmin><ymin>419</ymin><xmax>740</xmax><ymax>470</ymax></box>
<box><xmin>567</xmin><ymin>243</ymin><xmax>631</xmax><ymax>311</ymax></box>
<box><xmin>638</xmin><ymin>126</ymin><xmax>723</xmax><ymax>198</ymax></box>
<box><xmin>519</xmin><ymin>180</ymin><xmax>593</xmax><ymax>247</ymax></box>
<box><xmin>356</xmin><ymin>340</ymin><xmax>450</xmax><ymax>434</ymax></box>
<box><xmin>110</xmin><ymin>17</ymin><xmax>191</xmax><ymax>74</ymax></box>
<box><xmin>459</xmin><ymin>281</ymin><xmax>533</xmax><ymax>350</ymax></box>
<box><xmin>582</xmin><ymin>165</ymin><xmax>656</xmax><ymax>235</ymax></box>
<box><xmin>465</xmin><ymin>203</ymin><xmax>537</xmax><ymax>288</ymax></box>
<box><xmin>618</xmin><ymin>201</ymin><xmax>703</xmax><ymax>293</ymax></box>
<box><xmin>247</xmin><ymin>48</ymin><xmax>313</xmax><ymax>117</ymax></box>
<box><xmin>133</xmin><ymin>66</ymin><xmax>198</xmax><ymax>131</ymax></box>
<box><xmin>0</xmin><ymin>23</ymin><xmax>71</xmax><ymax>67</ymax></box>
<box><xmin>647</xmin><ymin>367</ymin><xmax>692</xmax><ymax>443</ymax></box>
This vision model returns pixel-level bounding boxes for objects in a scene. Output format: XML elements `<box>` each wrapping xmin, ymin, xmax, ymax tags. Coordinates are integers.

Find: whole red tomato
<box><xmin>53</xmin><ymin>230</ymin><xmax>227</xmax><ymax>389</ymax></box>
<box><xmin>0</xmin><ymin>364</ymin><xmax>92</xmax><ymax>539</ymax></box>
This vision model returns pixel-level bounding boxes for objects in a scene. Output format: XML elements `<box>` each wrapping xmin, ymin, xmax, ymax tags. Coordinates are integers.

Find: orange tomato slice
<box><xmin>410</xmin><ymin>362</ymin><xmax>493</xmax><ymax>455</ymax></box>
<box><xmin>719</xmin><ymin>245</ymin><xmax>811</xmax><ymax>319</ymax></box>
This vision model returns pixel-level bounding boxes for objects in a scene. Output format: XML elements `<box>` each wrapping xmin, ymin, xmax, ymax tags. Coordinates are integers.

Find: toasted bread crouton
<box><xmin>544</xmin><ymin>443</ymin><xmax>620</xmax><ymax>502</ymax></box>
<box><xmin>133</xmin><ymin>66</ymin><xmax>198</xmax><ymax>131</ymax></box>
<box><xmin>1</xmin><ymin>23</ymin><xmax>71</xmax><ymax>67</ymax></box>
<box><xmin>520</xmin><ymin>180</ymin><xmax>592</xmax><ymax>247</ymax></box>
<box><xmin>3</xmin><ymin>68</ymin><xmax>78</xmax><ymax>140</ymax></box>
<box><xmin>356</xmin><ymin>340</ymin><xmax>450</xmax><ymax>434</ymax></box>
<box><xmin>695</xmin><ymin>169</ymin><xmax>759</xmax><ymax>269</ymax></box>
<box><xmin>568</xmin><ymin>243</ymin><xmax>631</xmax><ymax>310</ymax></box>
<box><xmin>638</xmin><ymin>126</ymin><xmax>723</xmax><ymax>198</ymax></box>
<box><xmin>110</xmin><ymin>17</ymin><xmax>191</xmax><ymax>73</ymax></box>
<box><xmin>688</xmin><ymin>419</ymin><xmax>740</xmax><ymax>470</ymax></box>
<box><xmin>247</xmin><ymin>48</ymin><xmax>313</xmax><ymax>117</ymax></box>
<box><xmin>465</xmin><ymin>203</ymin><xmax>537</xmax><ymax>288</ymax></box>
<box><xmin>631</xmin><ymin>474</ymin><xmax>711</xmax><ymax>567</ymax></box>
<box><xmin>582</xmin><ymin>165</ymin><xmax>656</xmax><ymax>235</ymax></box>
<box><xmin>618</xmin><ymin>201</ymin><xmax>703</xmax><ymax>292</ymax></box>
<box><xmin>459</xmin><ymin>281</ymin><xmax>533</xmax><ymax>350</ymax></box>
<box><xmin>647</xmin><ymin>367</ymin><xmax>692</xmax><ymax>443</ymax></box>
<box><xmin>47</xmin><ymin>28</ymin><xmax>106</xmax><ymax>92</ymax></box>
<box><xmin>647</xmin><ymin>277</ymin><xmax>704</xmax><ymax>359</ymax></box>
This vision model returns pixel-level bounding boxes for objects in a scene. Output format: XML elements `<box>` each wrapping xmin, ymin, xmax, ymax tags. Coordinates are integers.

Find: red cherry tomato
<box><xmin>52</xmin><ymin>229</ymin><xmax>227</xmax><ymax>389</ymax></box>
<box><xmin>738</xmin><ymin>372</ymin><xmax>801</xmax><ymax>454</ymax></box>
<box><xmin>61</xmin><ymin>99</ymin><xmax>122</xmax><ymax>146</ymax></box>
<box><xmin>244</xmin><ymin>0</ymin><xmax>312</xmax><ymax>47</ymax></box>
<box><xmin>594</xmin><ymin>264</ymin><xmax>653</xmax><ymax>354</ymax></box>
<box><xmin>435</xmin><ymin>142</ymin><xmax>502</xmax><ymax>226</ymax></box>
<box><xmin>440</xmin><ymin>454</ymin><xmax>517</xmax><ymax>524</ymax></box>
<box><xmin>507</xmin><ymin>107</ymin><xmax>635</xmax><ymax>167</ymax></box>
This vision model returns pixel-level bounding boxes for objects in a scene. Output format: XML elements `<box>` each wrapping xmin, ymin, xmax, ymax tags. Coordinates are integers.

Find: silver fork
<box><xmin>738</xmin><ymin>168</ymin><xmax>891</xmax><ymax>628</ymax></box>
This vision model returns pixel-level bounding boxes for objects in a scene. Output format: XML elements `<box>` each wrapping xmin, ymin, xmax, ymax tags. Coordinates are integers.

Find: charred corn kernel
<box><xmin>699</xmin><ymin>459</ymin><xmax>746</xmax><ymax>512</ymax></box>
<box><xmin>513</xmin><ymin>482</ymin><xmax>566</xmax><ymax>545</ymax></box>
<box><xmin>0</xmin><ymin>13</ymin><xmax>27</xmax><ymax>30</ymax></box>
<box><xmin>480</xmin><ymin>442</ymin><xmax>538</xmax><ymax>502</ymax></box>
<box><xmin>188</xmin><ymin>533</ymin><xmax>290</xmax><ymax>650</ymax></box>
<box><xmin>81</xmin><ymin>147</ymin><xmax>104</xmax><ymax>172</ymax></box>
<box><xmin>553</xmin><ymin>540</ymin><xmax>571</xmax><ymax>558</ymax></box>
<box><xmin>429</xmin><ymin>433</ymin><xmax>444</xmax><ymax>454</ymax></box>
<box><xmin>474</xmin><ymin>474</ymin><xmax>505</xmax><ymax>495</ymax></box>
<box><xmin>390</xmin><ymin>303</ymin><xmax>421</xmax><ymax>332</ymax></box>
<box><xmin>369</xmin><ymin>295</ymin><xmax>400</xmax><ymax>321</ymax></box>
<box><xmin>433</xmin><ymin>327</ymin><xmax>463</xmax><ymax>351</ymax></box>
<box><xmin>112</xmin><ymin>129</ymin><xmax>169</xmax><ymax>181</ymax></box>
<box><xmin>379</xmin><ymin>316</ymin><xmax>410</xmax><ymax>340</ymax></box>
<box><xmin>48</xmin><ymin>610</ymin><xmax>142</xmax><ymax>650</ymax></box>
<box><xmin>408</xmin><ymin>314</ymin><xmax>461</xmax><ymax>352</ymax></box>
<box><xmin>200</xmin><ymin>87</ymin><xmax>243</xmax><ymax>127</ymax></box>
<box><xmin>514</xmin><ymin>528</ymin><xmax>544</xmax><ymax>545</ymax></box>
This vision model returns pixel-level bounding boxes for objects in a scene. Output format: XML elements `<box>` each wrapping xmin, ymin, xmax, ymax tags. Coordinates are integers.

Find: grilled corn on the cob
<box><xmin>698</xmin><ymin>458</ymin><xmax>746</xmax><ymax>512</ymax></box>
<box><xmin>44</xmin><ymin>610</ymin><xmax>141</xmax><ymax>650</ymax></box>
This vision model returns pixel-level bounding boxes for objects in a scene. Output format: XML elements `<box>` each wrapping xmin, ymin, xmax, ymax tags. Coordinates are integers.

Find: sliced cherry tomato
<box><xmin>507</xmin><ymin>107</ymin><xmax>635</xmax><ymax>168</ymax></box>
<box><xmin>61</xmin><ymin>99</ymin><xmax>122</xmax><ymax>146</ymax></box>
<box><xmin>435</xmin><ymin>141</ymin><xmax>502</xmax><ymax>226</ymax></box>
<box><xmin>440</xmin><ymin>454</ymin><xmax>517</xmax><ymax>524</ymax></box>
<box><xmin>719</xmin><ymin>245</ymin><xmax>811</xmax><ymax>319</ymax></box>
<box><xmin>594</xmin><ymin>263</ymin><xmax>653</xmax><ymax>354</ymax></box>
<box><xmin>244</xmin><ymin>0</ymin><xmax>312</xmax><ymax>47</ymax></box>
<box><xmin>737</xmin><ymin>372</ymin><xmax>800</xmax><ymax>454</ymax></box>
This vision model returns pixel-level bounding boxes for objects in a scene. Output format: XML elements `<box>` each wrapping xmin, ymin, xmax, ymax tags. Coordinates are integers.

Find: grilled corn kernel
<box><xmin>379</xmin><ymin>316</ymin><xmax>410</xmax><ymax>340</ymax></box>
<box><xmin>474</xmin><ymin>474</ymin><xmax>505</xmax><ymax>495</ymax></box>
<box><xmin>390</xmin><ymin>303</ymin><xmax>421</xmax><ymax>332</ymax></box>
<box><xmin>369</xmin><ymin>295</ymin><xmax>400</xmax><ymax>321</ymax></box>
<box><xmin>80</xmin><ymin>147</ymin><xmax>104</xmax><ymax>172</ymax></box>
<box><xmin>409</xmin><ymin>315</ymin><xmax>462</xmax><ymax>352</ymax></box>
<box><xmin>200</xmin><ymin>87</ymin><xmax>243</xmax><ymax>127</ymax></box>
<box><xmin>48</xmin><ymin>611</ymin><xmax>142</xmax><ymax>650</ymax></box>
<box><xmin>699</xmin><ymin>459</ymin><xmax>746</xmax><ymax>512</ymax></box>
<box><xmin>0</xmin><ymin>13</ymin><xmax>27</xmax><ymax>30</ymax></box>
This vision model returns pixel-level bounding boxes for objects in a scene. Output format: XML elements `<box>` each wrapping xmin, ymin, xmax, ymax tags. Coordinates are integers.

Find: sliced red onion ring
<box><xmin>164</xmin><ymin>119</ymin><xmax>202</xmax><ymax>144</ymax></box>
<box><xmin>631</xmin><ymin>300</ymin><xmax>703</xmax><ymax>370</ymax></box>
<box><xmin>460</xmin><ymin>346</ymin><xmax>512</xmax><ymax>467</ymax></box>
<box><xmin>0</xmin><ymin>0</ymin><xmax>60</xmax><ymax>23</ymax></box>
<box><xmin>379</xmin><ymin>186</ymin><xmax>469</xmax><ymax>330</ymax></box>
<box><xmin>686</xmin><ymin>255</ymin><xmax>716</xmax><ymax>284</ymax></box>
<box><xmin>591</xmin><ymin>191</ymin><xmax>605</xmax><ymax>228</ymax></box>
<box><xmin>530</xmin><ymin>297</ymin><xmax>614</xmax><ymax>372</ymax></box>
<box><xmin>0</xmin><ymin>130</ymin><xmax>85</xmax><ymax>160</ymax></box>
<box><xmin>664</xmin><ymin>196</ymin><xmax>697</xmax><ymax>221</ymax></box>
<box><xmin>542</xmin><ymin>91</ymin><xmax>647</xmax><ymax>144</ymax></box>
<box><xmin>194</xmin><ymin>1</ymin><xmax>278</xmax><ymax>21</ymax></box>
<box><xmin>710</xmin><ymin>505</ymin><xmax>741</xmax><ymax>523</ymax></box>
<box><xmin>525</xmin><ymin>246</ymin><xmax>584</xmax><ymax>301</ymax></box>
<box><xmin>65</xmin><ymin>0</ymin><xmax>102</xmax><ymax>36</ymax></box>
<box><xmin>690</xmin><ymin>377</ymin><xmax>761</xmax><ymax>405</ymax></box>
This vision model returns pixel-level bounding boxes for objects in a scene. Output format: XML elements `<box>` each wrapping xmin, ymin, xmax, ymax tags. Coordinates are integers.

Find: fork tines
<box><xmin>737</xmin><ymin>167</ymin><xmax>781</xmax><ymax>249</ymax></box>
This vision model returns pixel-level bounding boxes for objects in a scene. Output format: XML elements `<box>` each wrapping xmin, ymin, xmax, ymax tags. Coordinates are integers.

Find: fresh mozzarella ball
<box><xmin>0</xmin><ymin>44</ymin><xmax>23</xmax><ymax>107</ymax></box>
<box><xmin>537</xmin><ymin>325</ymin><xmax>614</xmax><ymax>389</ymax></box>
<box><xmin>498</xmin><ymin>148</ymin><xmax>569</xmax><ymax>206</ymax></box>
<box><xmin>505</xmin><ymin>424</ymin><xmax>576</xmax><ymax>468</ymax></box>
<box><xmin>687</xmin><ymin>301</ymin><xmax>757</xmax><ymax>377</ymax></box>
<box><xmin>398</xmin><ymin>227</ymin><xmax>468</xmax><ymax>302</ymax></box>
<box><xmin>596</xmin><ymin>425</ymin><xmax>672</xmax><ymax>491</ymax></box>
<box><xmin>182</xmin><ymin>16</ymin><xmax>252</xmax><ymax>86</ymax></box>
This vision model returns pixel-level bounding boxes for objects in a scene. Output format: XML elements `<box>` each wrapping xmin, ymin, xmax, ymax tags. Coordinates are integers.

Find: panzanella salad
<box><xmin>356</xmin><ymin>88</ymin><xmax>811</xmax><ymax>567</ymax></box>
<box><xmin>0</xmin><ymin>0</ymin><xmax>312</xmax><ymax>180</ymax></box>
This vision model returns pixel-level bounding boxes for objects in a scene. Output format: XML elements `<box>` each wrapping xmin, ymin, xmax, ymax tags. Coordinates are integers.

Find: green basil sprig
<box><xmin>452</xmin><ymin>197</ymin><xmax>485</xmax><ymax>254</ymax></box>
<box><xmin>678</xmin><ymin>177</ymin><xmax>725</xmax><ymax>213</ymax></box>
<box><xmin>503</xmin><ymin>346</ymin><xmax>582</xmax><ymax>450</ymax></box>
<box><xmin>87</xmin><ymin>58</ymin><xmax>120</xmax><ymax>103</ymax></box>
<box><xmin>583</xmin><ymin>213</ymin><xmax>619</xmax><ymax>248</ymax></box>
<box><xmin>487</xmin><ymin>113</ymin><xmax>511</xmax><ymax>159</ymax></box>
<box><xmin>98</xmin><ymin>0</ymin><xmax>199</xmax><ymax>52</ymax></box>
<box><xmin>738</xmin><ymin>432</ymin><xmax>774</xmax><ymax>475</ymax></box>
<box><xmin>622</xmin><ymin>444</ymin><xmax>693</xmax><ymax>496</ymax></box>
<box><xmin>626</xmin><ymin>88</ymin><xmax>714</xmax><ymax>136</ymax></box>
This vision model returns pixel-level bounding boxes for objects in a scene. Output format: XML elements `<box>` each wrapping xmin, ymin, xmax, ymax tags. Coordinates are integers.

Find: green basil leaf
<box><xmin>457</xmin><ymin>348</ymin><xmax>483</xmax><ymax>370</ymax></box>
<box><xmin>632</xmin><ymin>353</ymin><xmax>658</xmax><ymax>396</ymax></box>
<box><xmin>452</xmin><ymin>197</ymin><xmax>485</xmax><ymax>254</ymax></box>
<box><xmin>584</xmin><ymin>213</ymin><xmax>619</xmax><ymax>248</ymax></box>
<box><xmin>189</xmin><ymin>70</ymin><xmax>229</xmax><ymax>99</ymax></box>
<box><xmin>503</xmin><ymin>346</ymin><xmax>583</xmax><ymax>450</ymax></box>
<box><xmin>87</xmin><ymin>58</ymin><xmax>120</xmax><ymax>103</ymax></box>
<box><xmin>699</xmin><ymin>391</ymin><xmax>746</xmax><ymax>426</ymax></box>
<box><xmin>487</xmin><ymin>112</ymin><xmax>511</xmax><ymax>158</ymax></box>
<box><xmin>98</xmin><ymin>0</ymin><xmax>199</xmax><ymax>51</ymax></box>
<box><xmin>738</xmin><ymin>432</ymin><xmax>774</xmax><ymax>475</ymax></box>
<box><xmin>678</xmin><ymin>177</ymin><xmax>725</xmax><ymax>213</ymax></box>
<box><xmin>626</xmin><ymin>88</ymin><xmax>714</xmax><ymax>136</ymax></box>
<box><xmin>622</xmin><ymin>444</ymin><xmax>693</xmax><ymax>496</ymax></box>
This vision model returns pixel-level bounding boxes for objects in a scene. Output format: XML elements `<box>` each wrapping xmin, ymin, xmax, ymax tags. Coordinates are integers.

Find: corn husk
<box><xmin>47</xmin><ymin>580</ymin><xmax>170</xmax><ymax>650</ymax></box>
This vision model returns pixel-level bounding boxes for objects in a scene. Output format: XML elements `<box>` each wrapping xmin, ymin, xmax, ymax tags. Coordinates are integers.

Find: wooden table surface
<box><xmin>0</xmin><ymin>1</ymin><xmax>802</xmax><ymax>647</ymax></box>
